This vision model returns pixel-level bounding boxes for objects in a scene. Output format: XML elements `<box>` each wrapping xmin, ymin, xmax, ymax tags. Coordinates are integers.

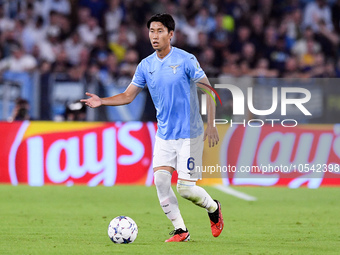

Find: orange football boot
<box><xmin>208</xmin><ymin>200</ymin><xmax>224</xmax><ymax>237</ymax></box>
<box><xmin>165</xmin><ymin>228</ymin><xmax>190</xmax><ymax>242</ymax></box>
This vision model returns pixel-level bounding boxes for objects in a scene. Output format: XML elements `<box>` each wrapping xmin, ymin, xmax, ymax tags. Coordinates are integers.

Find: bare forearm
<box><xmin>197</xmin><ymin>77</ymin><xmax>216</xmax><ymax>126</ymax></box>
<box><xmin>206</xmin><ymin>94</ymin><xmax>216</xmax><ymax>127</ymax></box>
<box><xmin>101</xmin><ymin>92</ymin><xmax>133</xmax><ymax>106</ymax></box>
<box><xmin>81</xmin><ymin>84</ymin><xmax>142</xmax><ymax>108</ymax></box>
<box><xmin>197</xmin><ymin>77</ymin><xmax>219</xmax><ymax>147</ymax></box>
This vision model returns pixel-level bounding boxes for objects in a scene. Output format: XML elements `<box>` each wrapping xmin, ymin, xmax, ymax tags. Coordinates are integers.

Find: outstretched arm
<box><xmin>196</xmin><ymin>76</ymin><xmax>219</xmax><ymax>147</ymax></box>
<box><xmin>80</xmin><ymin>84</ymin><xmax>143</xmax><ymax>108</ymax></box>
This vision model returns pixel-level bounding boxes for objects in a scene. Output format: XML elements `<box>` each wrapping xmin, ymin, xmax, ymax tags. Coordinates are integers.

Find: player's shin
<box><xmin>177</xmin><ymin>180</ymin><xmax>218</xmax><ymax>213</ymax></box>
<box><xmin>154</xmin><ymin>170</ymin><xmax>186</xmax><ymax>230</ymax></box>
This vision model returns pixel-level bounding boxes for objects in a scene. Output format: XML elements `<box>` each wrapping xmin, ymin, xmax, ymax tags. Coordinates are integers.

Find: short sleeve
<box><xmin>185</xmin><ymin>55</ymin><xmax>206</xmax><ymax>82</ymax></box>
<box><xmin>131</xmin><ymin>62</ymin><xmax>146</xmax><ymax>88</ymax></box>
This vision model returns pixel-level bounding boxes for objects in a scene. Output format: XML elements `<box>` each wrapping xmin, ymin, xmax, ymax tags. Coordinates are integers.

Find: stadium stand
<box><xmin>0</xmin><ymin>0</ymin><xmax>339</xmax><ymax>121</ymax></box>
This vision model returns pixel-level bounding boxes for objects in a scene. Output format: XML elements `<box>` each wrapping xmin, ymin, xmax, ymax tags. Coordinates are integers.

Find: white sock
<box><xmin>177</xmin><ymin>180</ymin><xmax>218</xmax><ymax>213</ymax></box>
<box><xmin>154</xmin><ymin>170</ymin><xmax>186</xmax><ymax>230</ymax></box>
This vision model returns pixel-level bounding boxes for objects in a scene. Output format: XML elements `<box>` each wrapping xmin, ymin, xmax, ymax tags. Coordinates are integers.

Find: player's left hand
<box><xmin>204</xmin><ymin>125</ymin><xmax>219</xmax><ymax>148</ymax></box>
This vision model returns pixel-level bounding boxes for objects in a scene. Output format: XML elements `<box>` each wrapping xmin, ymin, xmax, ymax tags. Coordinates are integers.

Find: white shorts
<box><xmin>153</xmin><ymin>134</ymin><xmax>204</xmax><ymax>181</ymax></box>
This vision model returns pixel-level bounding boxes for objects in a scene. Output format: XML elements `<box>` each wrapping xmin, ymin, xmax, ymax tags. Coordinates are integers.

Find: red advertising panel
<box><xmin>0</xmin><ymin>121</ymin><xmax>160</xmax><ymax>186</ymax></box>
<box><xmin>219</xmin><ymin>125</ymin><xmax>340</xmax><ymax>188</ymax></box>
<box><xmin>1</xmin><ymin>122</ymin><xmax>340</xmax><ymax>188</ymax></box>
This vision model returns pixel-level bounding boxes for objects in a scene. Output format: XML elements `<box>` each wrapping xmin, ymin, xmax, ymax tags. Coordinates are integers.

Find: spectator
<box><xmin>285</xmin><ymin>8</ymin><xmax>304</xmax><ymax>48</ymax></box>
<box><xmin>221</xmin><ymin>0</ymin><xmax>245</xmax><ymax>21</ymax></box>
<box><xmin>0</xmin><ymin>3</ymin><xmax>15</xmax><ymax>33</ymax></box>
<box><xmin>178</xmin><ymin>0</ymin><xmax>201</xmax><ymax>20</ymax></box>
<box><xmin>17</xmin><ymin>2</ymin><xmax>36</xmax><ymax>27</ymax></box>
<box><xmin>77</xmin><ymin>16</ymin><xmax>102</xmax><ymax>47</ymax></box>
<box><xmin>125</xmin><ymin>0</ymin><xmax>150</xmax><ymax>26</ymax></box>
<box><xmin>165</xmin><ymin>1</ymin><xmax>187</xmax><ymax>31</ymax></box>
<box><xmin>332</xmin><ymin>0</ymin><xmax>340</xmax><ymax>34</ymax></box>
<box><xmin>34</xmin><ymin>0</ymin><xmax>71</xmax><ymax>26</ymax></box>
<box><xmin>49</xmin><ymin>0</ymin><xmax>71</xmax><ymax>16</ymax></box>
<box><xmin>108</xmin><ymin>23</ymin><xmax>136</xmax><ymax>62</ymax></box>
<box><xmin>190</xmin><ymin>31</ymin><xmax>209</xmax><ymax>57</ymax></box>
<box><xmin>229</xmin><ymin>24</ymin><xmax>252</xmax><ymax>54</ymax></box>
<box><xmin>51</xmin><ymin>48</ymin><xmax>72</xmax><ymax>73</ymax></box>
<box><xmin>9</xmin><ymin>98</ymin><xmax>32</xmax><ymax>121</ymax></box>
<box><xmin>209</xmin><ymin>12</ymin><xmax>229</xmax><ymax>67</ymax></box>
<box><xmin>76</xmin><ymin>6</ymin><xmax>91</xmax><ymax>27</ymax></box>
<box><xmin>239</xmin><ymin>59</ymin><xmax>251</xmax><ymax>76</ymax></box>
<box><xmin>64</xmin><ymin>31</ymin><xmax>85</xmax><ymax>66</ymax></box>
<box><xmin>269</xmin><ymin>36</ymin><xmax>291</xmax><ymax>73</ymax></box>
<box><xmin>0</xmin><ymin>24</ymin><xmax>20</xmax><ymax>58</ymax></box>
<box><xmin>195</xmin><ymin>8</ymin><xmax>216</xmax><ymax>34</ymax></box>
<box><xmin>48</xmin><ymin>10</ymin><xmax>61</xmax><ymax>28</ymax></box>
<box><xmin>307</xmin><ymin>52</ymin><xmax>326</xmax><ymax>77</ymax></box>
<box><xmin>282</xmin><ymin>56</ymin><xmax>301</xmax><ymax>78</ymax></box>
<box><xmin>199</xmin><ymin>47</ymin><xmax>219</xmax><ymax>77</ymax></box>
<box><xmin>58</xmin><ymin>13</ymin><xmax>72</xmax><ymax>40</ymax></box>
<box><xmin>13</xmin><ymin>18</ymin><xmax>25</xmax><ymax>44</ymax></box>
<box><xmin>172</xmin><ymin>30</ymin><xmax>188</xmax><ymax>49</ymax></box>
<box><xmin>299</xmin><ymin>40</ymin><xmax>319</xmax><ymax>71</ymax></box>
<box><xmin>119</xmin><ymin>49</ymin><xmax>138</xmax><ymax>75</ymax></box>
<box><xmin>116</xmin><ymin>49</ymin><xmax>139</xmax><ymax>87</ymax></box>
<box><xmin>150</xmin><ymin>0</ymin><xmax>167</xmax><ymax>14</ymax></box>
<box><xmin>240</xmin><ymin>42</ymin><xmax>257</xmax><ymax>68</ymax></box>
<box><xmin>21</xmin><ymin>16</ymin><xmax>46</xmax><ymax>53</ymax></box>
<box><xmin>90</xmin><ymin>34</ymin><xmax>111</xmax><ymax>70</ymax></box>
<box><xmin>104</xmin><ymin>0</ymin><xmax>124</xmax><ymax>35</ymax></box>
<box><xmin>249</xmin><ymin>12</ymin><xmax>265</xmax><ymax>51</ymax></box>
<box><xmin>292</xmin><ymin>26</ymin><xmax>321</xmax><ymax>60</ymax></box>
<box><xmin>262</xmin><ymin>25</ymin><xmax>278</xmax><ymax>60</ymax></box>
<box><xmin>250</xmin><ymin>58</ymin><xmax>278</xmax><ymax>77</ymax></box>
<box><xmin>181</xmin><ymin>16</ymin><xmax>201</xmax><ymax>47</ymax></box>
<box><xmin>323</xmin><ymin>59</ymin><xmax>336</xmax><ymax>77</ymax></box>
<box><xmin>108</xmin><ymin>22</ymin><xmax>136</xmax><ymax>46</ymax></box>
<box><xmin>68</xmin><ymin>47</ymin><xmax>90</xmax><ymax>80</ymax></box>
<box><xmin>219</xmin><ymin>60</ymin><xmax>241</xmax><ymax>78</ymax></box>
<box><xmin>135</xmin><ymin>26</ymin><xmax>155</xmax><ymax>60</ymax></box>
<box><xmin>315</xmin><ymin>19</ymin><xmax>340</xmax><ymax>58</ymax></box>
<box><xmin>79</xmin><ymin>0</ymin><xmax>107</xmax><ymax>25</ymax></box>
<box><xmin>37</xmin><ymin>25</ymin><xmax>63</xmax><ymax>63</ymax></box>
<box><xmin>303</xmin><ymin>0</ymin><xmax>333</xmax><ymax>32</ymax></box>
<box><xmin>0</xmin><ymin>43</ymin><xmax>37</xmax><ymax>72</ymax></box>
<box><xmin>335</xmin><ymin>58</ymin><xmax>340</xmax><ymax>77</ymax></box>
<box><xmin>98</xmin><ymin>53</ymin><xmax>119</xmax><ymax>86</ymax></box>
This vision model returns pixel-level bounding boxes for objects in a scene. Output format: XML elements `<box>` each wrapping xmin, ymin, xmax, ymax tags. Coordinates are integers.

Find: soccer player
<box><xmin>81</xmin><ymin>13</ymin><xmax>224</xmax><ymax>242</ymax></box>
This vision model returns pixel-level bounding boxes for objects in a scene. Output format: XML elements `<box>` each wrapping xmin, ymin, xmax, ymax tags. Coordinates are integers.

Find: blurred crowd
<box><xmin>1</xmin><ymin>0</ymin><xmax>340</xmax><ymax>121</ymax></box>
<box><xmin>0</xmin><ymin>0</ymin><xmax>339</xmax><ymax>81</ymax></box>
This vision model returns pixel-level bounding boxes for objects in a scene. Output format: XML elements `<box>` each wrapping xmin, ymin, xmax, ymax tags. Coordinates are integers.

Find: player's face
<box><xmin>149</xmin><ymin>22</ymin><xmax>173</xmax><ymax>51</ymax></box>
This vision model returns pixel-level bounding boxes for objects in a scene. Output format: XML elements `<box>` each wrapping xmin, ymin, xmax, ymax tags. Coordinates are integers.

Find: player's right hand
<box><xmin>80</xmin><ymin>92</ymin><xmax>102</xmax><ymax>108</ymax></box>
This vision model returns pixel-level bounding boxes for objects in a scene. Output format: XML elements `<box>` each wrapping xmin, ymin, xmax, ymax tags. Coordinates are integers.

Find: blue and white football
<box><xmin>108</xmin><ymin>216</ymin><xmax>138</xmax><ymax>244</ymax></box>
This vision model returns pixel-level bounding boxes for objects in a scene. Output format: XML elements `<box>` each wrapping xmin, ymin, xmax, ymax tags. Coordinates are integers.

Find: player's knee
<box><xmin>177</xmin><ymin>180</ymin><xmax>196</xmax><ymax>199</ymax></box>
<box><xmin>154</xmin><ymin>170</ymin><xmax>172</xmax><ymax>188</ymax></box>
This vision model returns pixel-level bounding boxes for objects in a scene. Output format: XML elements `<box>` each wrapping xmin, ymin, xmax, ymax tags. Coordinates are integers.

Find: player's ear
<box><xmin>169</xmin><ymin>30</ymin><xmax>174</xmax><ymax>40</ymax></box>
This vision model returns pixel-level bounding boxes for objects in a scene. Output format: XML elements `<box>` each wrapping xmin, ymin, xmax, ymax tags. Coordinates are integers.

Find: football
<box><xmin>108</xmin><ymin>216</ymin><xmax>138</xmax><ymax>244</ymax></box>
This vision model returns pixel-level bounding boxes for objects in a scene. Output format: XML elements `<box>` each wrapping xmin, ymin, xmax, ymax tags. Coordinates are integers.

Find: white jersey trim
<box><xmin>156</xmin><ymin>46</ymin><xmax>174</xmax><ymax>62</ymax></box>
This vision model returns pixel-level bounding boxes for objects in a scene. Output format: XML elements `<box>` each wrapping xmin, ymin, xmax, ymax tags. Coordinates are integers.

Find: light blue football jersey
<box><xmin>131</xmin><ymin>47</ymin><xmax>205</xmax><ymax>140</ymax></box>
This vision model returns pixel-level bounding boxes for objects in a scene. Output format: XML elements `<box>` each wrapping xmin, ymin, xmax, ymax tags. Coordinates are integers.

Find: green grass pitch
<box><xmin>1</xmin><ymin>185</ymin><xmax>339</xmax><ymax>255</ymax></box>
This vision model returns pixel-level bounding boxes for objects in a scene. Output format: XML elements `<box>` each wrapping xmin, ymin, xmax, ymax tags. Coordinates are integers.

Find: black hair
<box><xmin>147</xmin><ymin>13</ymin><xmax>175</xmax><ymax>32</ymax></box>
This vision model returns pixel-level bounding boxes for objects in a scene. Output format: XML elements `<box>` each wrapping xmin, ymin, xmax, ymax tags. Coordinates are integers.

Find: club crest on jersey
<box><xmin>169</xmin><ymin>65</ymin><xmax>180</xmax><ymax>74</ymax></box>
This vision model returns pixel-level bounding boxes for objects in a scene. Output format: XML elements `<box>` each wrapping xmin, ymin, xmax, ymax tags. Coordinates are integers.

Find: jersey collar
<box><xmin>155</xmin><ymin>46</ymin><xmax>174</xmax><ymax>62</ymax></box>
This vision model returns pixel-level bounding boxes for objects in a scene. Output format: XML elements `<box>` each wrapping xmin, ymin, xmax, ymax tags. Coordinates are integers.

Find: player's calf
<box><xmin>177</xmin><ymin>180</ymin><xmax>218</xmax><ymax>212</ymax></box>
